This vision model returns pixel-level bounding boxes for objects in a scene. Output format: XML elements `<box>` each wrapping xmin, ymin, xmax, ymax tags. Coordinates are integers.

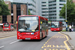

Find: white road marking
<box><xmin>0</xmin><ymin>46</ymin><xmax>4</xmax><ymax>48</ymax></box>
<box><xmin>10</xmin><ymin>40</ymin><xmax>18</xmax><ymax>44</ymax></box>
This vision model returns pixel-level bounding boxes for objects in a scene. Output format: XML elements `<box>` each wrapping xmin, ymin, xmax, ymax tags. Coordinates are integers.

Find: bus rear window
<box><xmin>4</xmin><ymin>23</ymin><xmax>9</xmax><ymax>27</ymax></box>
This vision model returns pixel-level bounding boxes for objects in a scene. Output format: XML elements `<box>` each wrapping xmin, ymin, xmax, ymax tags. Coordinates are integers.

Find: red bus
<box><xmin>51</xmin><ymin>21</ymin><xmax>62</xmax><ymax>31</ymax></box>
<box><xmin>17</xmin><ymin>15</ymin><xmax>48</xmax><ymax>40</ymax></box>
<box><xmin>3</xmin><ymin>23</ymin><xmax>14</xmax><ymax>31</ymax></box>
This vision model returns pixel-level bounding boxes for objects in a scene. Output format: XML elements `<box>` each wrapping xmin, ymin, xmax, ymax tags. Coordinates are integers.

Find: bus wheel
<box><xmin>45</xmin><ymin>32</ymin><xmax>47</xmax><ymax>37</ymax></box>
<box><xmin>22</xmin><ymin>39</ymin><xmax>25</xmax><ymax>41</ymax></box>
<box><xmin>40</xmin><ymin>32</ymin><xmax>42</xmax><ymax>40</ymax></box>
<box><xmin>40</xmin><ymin>32</ymin><xmax>43</xmax><ymax>40</ymax></box>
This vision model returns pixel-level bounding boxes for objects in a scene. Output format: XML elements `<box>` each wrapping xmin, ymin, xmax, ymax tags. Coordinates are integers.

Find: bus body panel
<box><xmin>17</xmin><ymin>15</ymin><xmax>48</xmax><ymax>40</ymax></box>
<box><xmin>51</xmin><ymin>28</ymin><xmax>60</xmax><ymax>31</ymax></box>
<box><xmin>17</xmin><ymin>31</ymin><xmax>40</xmax><ymax>40</ymax></box>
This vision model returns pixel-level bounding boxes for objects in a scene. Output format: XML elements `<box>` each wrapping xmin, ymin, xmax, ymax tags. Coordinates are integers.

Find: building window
<box><xmin>11</xmin><ymin>4</ymin><xmax>13</xmax><ymax>13</ymax></box>
<box><xmin>60</xmin><ymin>4</ymin><xmax>64</xmax><ymax>5</ymax></box>
<box><xmin>59</xmin><ymin>7</ymin><xmax>62</xmax><ymax>9</ymax></box>
<box><xmin>29</xmin><ymin>9</ymin><xmax>32</xmax><ymax>11</ymax></box>
<box><xmin>60</xmin><ymin>0</ymin><xmax>65</xmax><ymax>2</ymax></box>
<box><xmin>42</xmin><ymin>2</ymin><xmax>46</xmax><ymax>3</ymax></box>
<box><xmin>11</xmin><ymin>16</ymin><xmax>13</xmax><ymax>23</ymax></box>
<box><xmin>49</xmin><ymin>14</ymin><xmax>56</xmax><ymax>16</ymax></box>
<box><xmin>28</xmin><ymin>4</ymin><xmax>32</xmax><ymax>6</ymax></box>
<box><xmin>49</xmin><ymin>4</ymin><xmax>56</xmax><ymax>6</ymax></box>
<box><xmin>49</xmin><ymin>7</ymin><xmax>56</xmax><ymax>9</ymax></box>
<box><xmin>53</xmin><ymin>17</ymin><xmax>56</xmax><ymax>19</ymax></box>
<box><xmin>42</xmin><ymin>8</ymin><xmax>48</xmax><ymax>10</ymax></box>
<box><xmin>49</xmin><ymin>0</ymin><xmax>56</xmax><ymax>3</ymax></box>
<box><xmin>2</xmin><ymin>15</ymin><xmax>7</xmax><ymax>23</ymax></box>
<box><xmin>49</xmin><ymin>11</ymin><xmax>56</xmax><ymax>13</ymax></box>
<box><xmin>16</xmin><ymin>4</ymin><xmax>21</xmax><ymax>19</ymax></box>
<box><xmin>42</xmin><ymin>5</ymin><xmax>46</xmax><ymax>7</ymax></box>
<box><xmin>42</xmin><ymin>14</ymin><xmax>48</xmax><ymax>16</ymax></box>
<box><xmin>60</xmin><ymin>17</ymin><xmax>63</xmax><ymax>19</ymax></box>
<box><xmin>42</xmin><ymin>11</ymin><xmax>49</xmax><ymax>13</ymax></box>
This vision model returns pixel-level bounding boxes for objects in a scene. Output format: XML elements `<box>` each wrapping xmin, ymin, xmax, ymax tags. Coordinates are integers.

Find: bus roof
<box><xmin>18</xmin><ymin>15</ymin><xmax>48</xmax><ymax>21</ymax></box>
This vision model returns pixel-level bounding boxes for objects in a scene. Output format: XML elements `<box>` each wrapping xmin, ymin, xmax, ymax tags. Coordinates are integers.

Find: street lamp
<box><xmin>27</xmin><ymin>2</ymin><xmax>28</xmax><ymax>15</ymax></box>
<box><xmin>65</xmin><ymin>0</ymin><xmax>68</xmax><ymax>31</ymax></box>
<box><xmin>65</xmin><ymin>0</ymin><xmax>67</xmax><ymax>22</ymax></box>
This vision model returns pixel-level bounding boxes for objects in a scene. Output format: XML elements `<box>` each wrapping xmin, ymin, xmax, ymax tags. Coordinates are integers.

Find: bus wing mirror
<box><xmin>40</xmin><ymin>21</ymin><xmax>42</xmax><ymax>24</ymax></box>
<box><xmin>16</xmin><ymin>21</ymin><xmax>18</xmax><ymax>24</ymax></box>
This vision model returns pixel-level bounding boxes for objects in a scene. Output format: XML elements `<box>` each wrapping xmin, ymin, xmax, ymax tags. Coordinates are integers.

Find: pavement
<box><xmin>61</xmin><ymin>32</ymin><xmax>75</xmax><ymax>50</ymax></box>
<box><xmin>0</xmin><ymin>30</ymin><xmax>17</xmax><ymax>38</ymax></box>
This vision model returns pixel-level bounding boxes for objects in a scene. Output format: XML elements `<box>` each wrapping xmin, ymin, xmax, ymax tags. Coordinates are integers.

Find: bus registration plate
<box><xmin>25</xmin><ymin>38</ymin><xmax>31</xmax><ymax>40</ymax></box>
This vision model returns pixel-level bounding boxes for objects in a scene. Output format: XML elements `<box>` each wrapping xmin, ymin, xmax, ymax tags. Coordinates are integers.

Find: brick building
<box><xmin>0</xmin><ymin>1</ymin><xmax>27</xmax><ymax>24</ymax></box>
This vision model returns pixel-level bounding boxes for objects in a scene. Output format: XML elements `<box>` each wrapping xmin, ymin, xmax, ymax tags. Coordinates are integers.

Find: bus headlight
<box><xmin>31</xmin><ymin>33</ymin><xmax>34</xmax><ymax>35</ymax></box>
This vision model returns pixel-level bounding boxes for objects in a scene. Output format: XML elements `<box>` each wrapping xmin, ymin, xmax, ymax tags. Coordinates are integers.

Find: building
<box><xmin>36</xmin><ymin>0</ymin><xmax>66</xmax><ymax>22</ymax></box>
<box><xmin>0</xmin><ymin>1</ymin><xmax>27</xmax><ymax>24</ymax></box>
<box><xmin>6</xmin><ymin>0</ymin><xmax>36</xmax><ymax>15</ymax></box>
<box><xmin>36</xmin><ymin>0</ymin><xmax>49</xmax><ymax>18</ymax></box>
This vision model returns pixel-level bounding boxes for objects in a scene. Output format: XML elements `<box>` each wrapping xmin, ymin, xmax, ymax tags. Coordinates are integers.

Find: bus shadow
<box><xmin>52</xmin><ymin>31</ymin><xmax>60</xmax><ymax>32</ymax></box>
<box><xmin>19</xmin><ymin>37</ymin><xmax>47</xmax><ymax>42</ymax></box>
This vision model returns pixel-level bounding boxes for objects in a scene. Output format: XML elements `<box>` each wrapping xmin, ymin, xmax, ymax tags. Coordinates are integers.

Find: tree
<box><xmin>0</xmin><ymin>0</ymin><xmax>10</xmax><ymax>15</ymax></box>
<box><xmin>28</xmin><ymin>9</ymin><xmax>32</xmax><ymax>15</ymax></box>
<box><xmin>60</xmin><ymin>0</ymin><xmax>75</xmax><ymax>24</ymax></box>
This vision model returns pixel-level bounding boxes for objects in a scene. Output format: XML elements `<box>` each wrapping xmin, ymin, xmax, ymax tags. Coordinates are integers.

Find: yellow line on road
<box><xmin>0</xmin><ymin>35</ymin><xmax>16</xmax><ymax>39</ymax></box>
<box><xmin>58</xmin><ymin>32</ymin><xmax>70</xmax><ymax>50</ymax></box>
<box><xmin>41</xmin><ymin>33</ymin><xmax>58</xmax><ymax>49</ymax></box>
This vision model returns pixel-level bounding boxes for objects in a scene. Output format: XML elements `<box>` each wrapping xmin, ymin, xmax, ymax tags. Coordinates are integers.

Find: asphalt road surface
<box><xmin>0</xmin><ymin>30</ymin><xmax>71</xmax><ymax>50</ymax></box>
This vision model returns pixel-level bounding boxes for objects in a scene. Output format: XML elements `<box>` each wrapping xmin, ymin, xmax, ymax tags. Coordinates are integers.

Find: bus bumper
<box><xmin>17</xmin><ymin>32</ymin><xmax>40</xmax><ymax>40</ymax></box>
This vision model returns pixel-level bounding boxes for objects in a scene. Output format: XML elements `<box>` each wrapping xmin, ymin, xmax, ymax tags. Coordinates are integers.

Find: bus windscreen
<box><xmin>18</xmin><ymin>17</ymin><xmax>39</xmax><ymax>32</ymax></box>
<box><xmin>4</xmin><ymin>23</ymin><xmax>9</xmax><ymax>27</ymax></box>
<box><xmin>51</xmin><ymin>22</ymin><xmax>59</xmax><ymax>28</ymax></box>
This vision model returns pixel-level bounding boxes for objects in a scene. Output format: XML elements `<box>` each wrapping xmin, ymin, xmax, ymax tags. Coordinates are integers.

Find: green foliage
<box><xmin>0</xmin><ymin>0</ymin><xmax>10</xmax><ymax>15</ymax></box>
<box><xmin>0</xmin><ymin>17</ymin><xmax>1</xmax><ymax>21</ymax></box>
<box><xmin>28</xmin><ymin>9</ymin><xmax>32</xmax><ymax>15</ymax></box>
<box><xmin>62</xmin><ymin>29</ymin><xmax>66</xmax><ymax>32</ymax></box>
<box><xmin>60</xmin><ymin>0</ymin><xmax>75</xmax><ymax>23</ymax></box>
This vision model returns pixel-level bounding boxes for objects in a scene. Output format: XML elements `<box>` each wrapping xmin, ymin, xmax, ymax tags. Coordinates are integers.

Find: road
<box><xmin>0</xmin><ymin>30</ymin><xmax>72</xmax><ymax>50</ymax></box>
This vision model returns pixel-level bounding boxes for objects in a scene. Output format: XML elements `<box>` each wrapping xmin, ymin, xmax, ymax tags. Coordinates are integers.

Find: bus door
<box><xmin>40</xmin><ymin>20</ymin><xmax>48</xmax><ymax>37</ymax></box>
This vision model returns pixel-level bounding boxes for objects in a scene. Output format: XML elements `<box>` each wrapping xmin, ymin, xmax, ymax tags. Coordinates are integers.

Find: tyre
<box><xmin>40</xmin><ymin>32</ymin><xmax>43</xmax><ymax>40</ymax></box>
<box><xmin>45</xmin><ymin>32</ymin><xmax>47</xmax><ymax>37</ymax></box>
<box><xmin>22</xmin><ymin>39</ymin><xmax>25</xmax><ymax>41</ymax></box>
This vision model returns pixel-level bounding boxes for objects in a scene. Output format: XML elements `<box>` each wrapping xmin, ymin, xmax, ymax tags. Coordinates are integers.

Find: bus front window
<box><xmin>4</xmin><ymin>23</ymin><xmax>9</xmax><ymax>27</ymax></box>
<box><xmin>18</xmin><ymin>17</ymin><xmax>39</xmax><ymax>32</ymax></box>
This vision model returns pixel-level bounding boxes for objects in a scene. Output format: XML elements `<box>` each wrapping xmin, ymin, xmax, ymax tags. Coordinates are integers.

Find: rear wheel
<box><xmin>45</xmin><ymin>31</ymin><xmax>47</xmax><ymax>37</ymax></box>
<box><xmin>40</xmin><ymin>32</ymin><xmax>43</xmax><ymax>40</ymax></box>
<box><xmin>22</xmin><ymin>39</ymin><xmax>25</xmax><ymax>41</ymax></box>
